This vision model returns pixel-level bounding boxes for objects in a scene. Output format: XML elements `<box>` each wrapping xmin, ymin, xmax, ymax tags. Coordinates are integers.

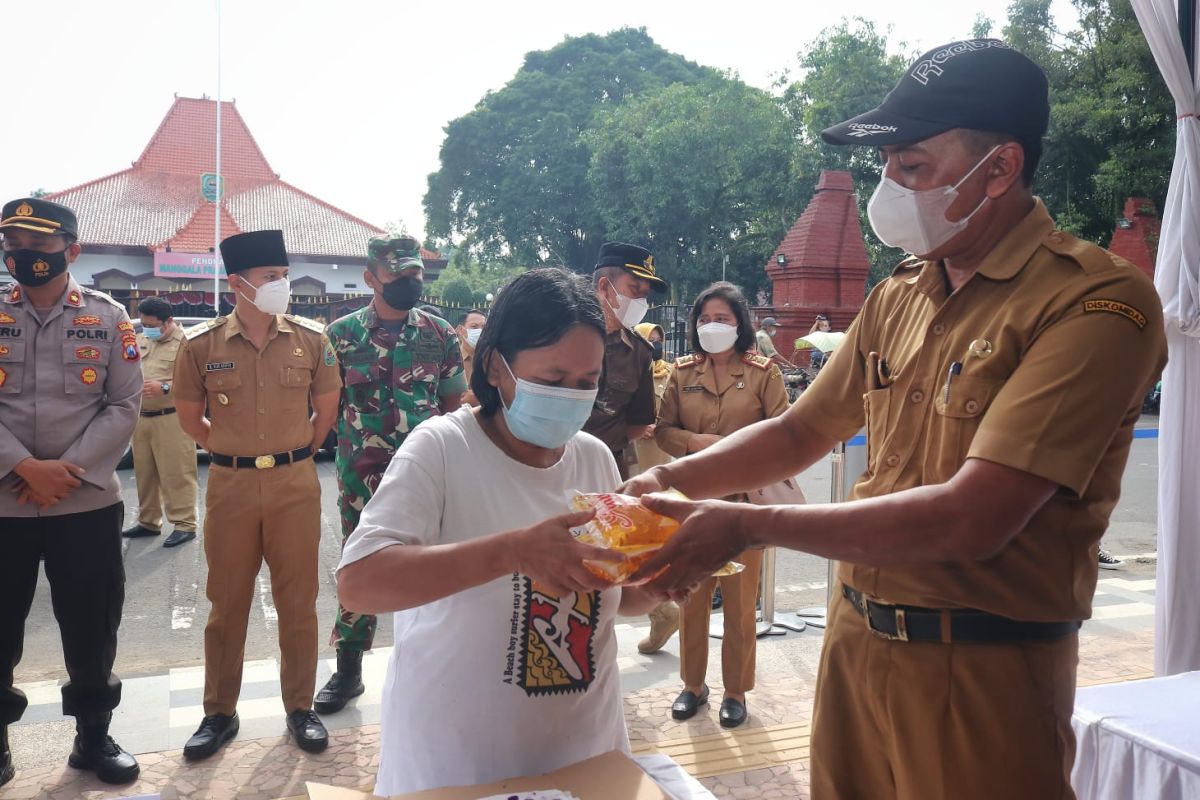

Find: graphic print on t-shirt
<box><xmin>502</xmin><ymin>574</ymin><xmax>600</xmax><ymax>696</ymax></box>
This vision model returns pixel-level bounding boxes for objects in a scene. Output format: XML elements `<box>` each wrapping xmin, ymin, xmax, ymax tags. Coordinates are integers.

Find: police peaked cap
<box><xmin>1</xmin><ymin>197</ymin><xmax>79</xmax><ymax>238</ymax></box>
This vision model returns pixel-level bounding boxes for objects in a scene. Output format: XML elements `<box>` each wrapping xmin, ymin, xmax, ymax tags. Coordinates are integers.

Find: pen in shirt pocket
<box><xmin>942</xmin><ymin>361</ymin><xmax>963</xmax><ymax>407</ymax></box>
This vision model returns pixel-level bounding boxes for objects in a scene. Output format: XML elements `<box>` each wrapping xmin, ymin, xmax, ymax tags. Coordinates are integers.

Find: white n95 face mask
<box><xmin>697</xmin><ymin>322</ymin><xmax>739</xmax><ymax>354</ymax></box>
<box><xmin>866</xmin><ymin>145</ymin><xmax>1001</xmax><ymax>257</ymax></box>
<box><xmin>241</xmin><ymin>277</ymin><xmax>291</xmax><ymax>315</ymax></box>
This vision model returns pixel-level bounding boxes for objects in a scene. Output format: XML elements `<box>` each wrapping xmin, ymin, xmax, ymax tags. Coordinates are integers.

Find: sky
<box><xmin>0</xmin><ymin>0</ymin><xmax>1077</xmax><ymax>244</ymax></box>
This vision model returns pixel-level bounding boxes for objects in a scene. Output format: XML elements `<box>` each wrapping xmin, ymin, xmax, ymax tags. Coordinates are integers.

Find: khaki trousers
<box><xmin>679</xmin><ymin>548</ymin><xmax>763</xmax><ymax>694</ymax></box>
<box><xmin>811</xmin><ymin>584</ymin><xmax>1079</xmax><ymax>800</ymax></box>
<box><xmin>132</xmin><ymin>412</ymin><xmax>198</xmax><ymax>531</ymax></box>
<box><xmin>202</xmin><ymin>459</ymin><xmax>321</xmax><ymax>716</ymax></box>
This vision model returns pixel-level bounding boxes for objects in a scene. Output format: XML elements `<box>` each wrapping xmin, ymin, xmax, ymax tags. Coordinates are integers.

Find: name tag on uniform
<box><xmin>206</xmin><ymin>361</ymin><xmax>235</xmax><ymax>372</ymax></box>
<box><xmin>683</xmin><ymin>385</ymin><xmax>705</xmax><ymax>393</ymax></box>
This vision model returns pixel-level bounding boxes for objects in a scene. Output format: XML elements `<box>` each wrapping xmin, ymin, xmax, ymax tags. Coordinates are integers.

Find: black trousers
<box><xmin>0</xmin><ymin>502</ymin><xmax>125</xmax><ymax>724</ymax></box>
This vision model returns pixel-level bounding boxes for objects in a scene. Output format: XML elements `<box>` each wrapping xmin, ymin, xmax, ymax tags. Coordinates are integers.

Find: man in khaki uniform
<box><xmin>456</xmin><ymin>308</ymin><xmax>486</xmax><ymax>407</ymax></box>
<box><xmin>121</xmin><ymin>296</ymin><xmax>197</xmax><ymax>547</ymax></box>
<box><xmin>624</xmin><ymin>40</ymin><xmax>1167</xmax><ymax>799</ymax></box>
<box><xmin>173</xmin><ymin>230</ymin><xmax>341</xmax><ymax>759</ymax></box>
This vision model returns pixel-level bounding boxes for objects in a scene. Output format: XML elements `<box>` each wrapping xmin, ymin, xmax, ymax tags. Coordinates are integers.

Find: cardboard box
<box><xmin>306</xmin><ymin>750</ymin><xmax>670</xmax><ymax>800</ymax></box>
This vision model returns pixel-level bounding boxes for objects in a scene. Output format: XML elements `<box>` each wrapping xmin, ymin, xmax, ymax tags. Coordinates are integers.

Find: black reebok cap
<box><xmin>821</xmin><ymin>39</ymin><xmax>1049</xmax><ymax>147</ymax></box>
<box><xmin>219</xmin><ymin>230</ymin><xmax>289</xmax><ymax>275</ymax></box>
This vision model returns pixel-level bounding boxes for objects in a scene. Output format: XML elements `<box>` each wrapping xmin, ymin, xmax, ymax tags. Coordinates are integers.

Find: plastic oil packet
<box><xmin>570</xmin><ymin>491</ymin><xmax>744</xmax><ymax>583</ymax></box>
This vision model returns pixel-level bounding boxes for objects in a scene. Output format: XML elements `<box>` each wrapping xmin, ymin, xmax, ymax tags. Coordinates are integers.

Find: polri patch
<box><xmin>75</xmin><ymin>346</ymin><xmax>101</xmax><ymax>360</ymax></box>
<box><xmin>206</xmin><ymin>361</ymin><xmax>235</xmax><ymax>372</ymax></box>
<box><xmin>1083</xmin><ymin>299</ymin><xmax>1147</xmax><ymax>330</ymax></box>
<box><xmin>80</xmin><ymin>367</ymin><xmax>99</xmax><ymax>385</ymax></box>
<box><xmin>73</xmin><ymin>315</ymin><xmax>102</xmax><ymax>326</ymax></box>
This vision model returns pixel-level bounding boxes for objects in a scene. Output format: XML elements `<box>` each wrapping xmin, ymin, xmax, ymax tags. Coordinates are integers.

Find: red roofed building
<box><xmin>761</xmin><ymin>170</ymin><xmax>870</xmax><ymax>361</ymax></box>
<box><xmin>1108</xmin><ymin>197</ymin><xmax>1160</xmax><ymax>281</ymax></box>
<box><xmin>43</xmin><ymin>96</ymin><xmax>445</xmax><ymax>319</ymax></box>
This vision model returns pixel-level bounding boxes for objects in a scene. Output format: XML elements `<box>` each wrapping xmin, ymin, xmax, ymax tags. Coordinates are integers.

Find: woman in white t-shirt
<box><xmin>337</xmin><ymin>268</ymin><xmax>656</xmax><ymax>796</ymax></box>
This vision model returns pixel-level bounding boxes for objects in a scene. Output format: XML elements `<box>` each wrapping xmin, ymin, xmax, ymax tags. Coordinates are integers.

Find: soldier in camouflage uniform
<box><xmin>314</xmin><ymin>236</ymin><xmax>466</xmax><ymax>714</ymax></box>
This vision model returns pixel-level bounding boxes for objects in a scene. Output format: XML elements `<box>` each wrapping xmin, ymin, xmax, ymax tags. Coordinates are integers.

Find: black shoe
<box><xmin>183</xmin><ymin>712</ymin><xmax>239</xmax><ymax>761</ymax></box>
<box><xmin>162</xmin><ymin>529</ymin><xmax>196</xmax><ymax>548</ymax></box>
<box><xmin>67</xmin><ymin>714</ymin><xmax>140</xmax><ymax>785</ymax></box>
<box><xmin>711</xmin><ymin>587</ymin><xmax>723</xmax><ymax>611</ymax></box>
<box><xmin>314</xmin><ymin>650</ymin><xmax>365</xmax><ymax>714</ymax></box>
<box><xmin>121</xmin><ymin>524</ymin><xmax>160</xmax><ymax>538</ymax></box>
<box><xmin>286</xmin><ymin>709</ymin><xmax>328</xmax><ymax>753</ymax></box>
<box><xmin>1</xmin><ymin>724</ymin><xmax>13</xmax><ymax>788</ymax></box>
<box><xmin>719</xmin><ymin>697</ymin><xmax>748</xmax><ymax>729</ymax></box>
<box><xmin>671</xmin><ymin>685</ymin><xmax>710</xmax><ymax>721</ymax></box>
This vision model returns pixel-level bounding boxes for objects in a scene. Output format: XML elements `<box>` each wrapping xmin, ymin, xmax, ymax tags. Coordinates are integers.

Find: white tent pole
<box><xmin>213</xmin><ymin>0</ymin><xmax>223</xmax><ymax>317</ymax></box>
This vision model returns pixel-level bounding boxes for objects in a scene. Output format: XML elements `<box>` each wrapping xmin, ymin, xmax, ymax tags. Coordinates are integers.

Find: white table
<box><xmin>1071</xmin><ymin>671</ymin><xmax>1200</xmax><ymax>799</ymax></box>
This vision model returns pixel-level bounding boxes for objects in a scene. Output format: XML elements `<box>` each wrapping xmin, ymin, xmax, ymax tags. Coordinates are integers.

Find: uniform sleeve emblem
<box><xmin>324</xmin><ymin>341</ymin><xmax>337</xmax><ymax>366</ymax></box>
<box><xmin>1082</xmin><ymin>299</ymin><xmax>1148</xmax><ymax>330</ymax></box>
<box><xmin>117</xmin><ymin>321</ymin><xmax>134</xmax><ymax>332</ymax></box>
<box><xmin>73</xmin><ymin>315</ymin><xmax>102</xmax><ymax>326</ymax></box>
<box><xmin>80</xmin><ymin>367</ymin><xmax>99</xmax><ymax>385</ymax></box>
<box><xmin>123</xmin><ymin>342</ymin><xmax>140</xmax><ymax>361</ymax></box>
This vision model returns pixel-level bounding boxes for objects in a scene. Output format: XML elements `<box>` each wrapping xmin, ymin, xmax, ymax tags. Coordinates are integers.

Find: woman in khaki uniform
<box><xmin>655</xmin><ymin>282</ymin><xmax>788</xmax><ymax>728</ymax></box>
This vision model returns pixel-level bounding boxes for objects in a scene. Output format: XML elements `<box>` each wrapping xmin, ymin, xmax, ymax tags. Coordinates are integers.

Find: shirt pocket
<box><xmin>279</xmin><ymin>363</ymin><xmax>313</xmax><ymax>413</ymax></box>
<box><xmin>862</xmin><ymin>387</ymin><xmax>892</xmax><ymax>474</ymax></box>
<box><xmin>0</xmin><ymin>340</ymin><xmax>26</xmax><ymax>394</ymax></box>
<box><xmin>207</xmin><ymin>371</ymin><xmax>246</xmax><ymax>419</ymax></box>
<box><xmin>926</xmin><ymin>375</ymin><xmax>1005</xmax><ymax>477</ymax></box>
<box><xmin>343</xmin><ymin>354</ymin><xmax>386</xmax><ymax>413</ymax></box>
<box><xmin>595</xmin><ymin>371</ymin><xmax>637</xmax><ymax>417</ymax></box>
<box><xmin>62</xmin><ymin>341</ymin><xmax>111</xmax><ymax>395</ymax></box>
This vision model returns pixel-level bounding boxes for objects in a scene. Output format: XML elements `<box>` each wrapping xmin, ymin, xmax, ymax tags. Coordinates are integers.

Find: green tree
<box><xmin>586</xmin><ymin>76</ymin><xmax>795</xmax><ymax>301</ymax></box>
<box><xmin>779</xmin><ymin>18</ymin><xmax>910</xmax><ymax>288</ymax></box>
<box><xmin>424</xmin><ymin>28</ymin><xmax>712</xmax><ymax>272</ymax></box>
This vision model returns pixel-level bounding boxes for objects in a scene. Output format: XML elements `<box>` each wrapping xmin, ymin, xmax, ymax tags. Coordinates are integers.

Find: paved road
<box><xmin>12</xmin><ymin>426</ymin><xmax>1159</xmax><ymax>682</ymax></box>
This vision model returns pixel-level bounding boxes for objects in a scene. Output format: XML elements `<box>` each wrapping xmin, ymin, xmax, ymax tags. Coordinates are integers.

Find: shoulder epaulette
<box><xmin>1042</xmin><ymin>231</ymin><xmax>1118</xmax><ymax>275</ymax></box>
<box><xmin>185</xmin><ymin>317</ymin><xmax>226</xmax><ymax>340</ymax></box>
<box><xmin>675</xmin><ymin>354</ymin><xmax>702</xmax><ymax>368</ymax></box>
<box><xmin>286</xmin><ymin>314</ymin><xmax>327</xmax><ymax>334</ymax></box>
<box><xmin>743</xmin><ymin>352</ymin><xmax>772</xmax><ymax>370</ymax></box>
<box><xmin>80</xmin><ymin>286</ymin><xmax>124</xmax><ymax>309</ymax></box>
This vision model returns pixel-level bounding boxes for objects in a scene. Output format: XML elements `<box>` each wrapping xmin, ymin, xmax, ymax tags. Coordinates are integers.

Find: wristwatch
<box><xmin>162</xmin><ymin>381</ymin><xmax>172</xmax><ymax>395</ymax></box>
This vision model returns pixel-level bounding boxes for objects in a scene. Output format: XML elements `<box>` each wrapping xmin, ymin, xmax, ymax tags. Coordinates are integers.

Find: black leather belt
<box><xmin>209</xmin><ymin>446</ymin><xmax>313</xmax><ymax>470</ymax></box>
<box><xmin>842</xmin><ymin>584</ymin><xmax>1081</xmax><ymax>644</ymax></box>
<box><xmin>140</xmin><ymin>408</ymin><xmax>177</xmax><ymax>418</ymax></box>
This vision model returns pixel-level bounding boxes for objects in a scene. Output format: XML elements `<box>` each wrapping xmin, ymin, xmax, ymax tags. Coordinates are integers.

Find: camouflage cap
<box><xmin>367</xmin><ymin>235</ymin><xmax>424</xmax><ymax>273</ymax></box>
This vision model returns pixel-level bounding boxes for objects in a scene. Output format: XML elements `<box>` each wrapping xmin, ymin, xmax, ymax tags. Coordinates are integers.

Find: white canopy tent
<box><xmin>1131</xmin><ymin>0</ymin><xmax>1200</xmax><ymax>675</ymax></box>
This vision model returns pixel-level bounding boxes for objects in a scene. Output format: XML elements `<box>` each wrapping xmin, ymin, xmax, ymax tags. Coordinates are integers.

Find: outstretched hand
<box><xmin>510</xmin><ymin>509</ymin><xmax>627</xmax><ymax>597</ymax></box>
<box><xmin>627</xmin><ymin>493</ymin><xmax>751</xmax><ymax>602</ymax></box>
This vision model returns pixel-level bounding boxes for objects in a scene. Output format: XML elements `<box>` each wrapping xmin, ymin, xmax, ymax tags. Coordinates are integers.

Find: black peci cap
<box><xmin>219</xmin><ymin>230</ymin><xmax>289</xmax><ymax>275</ymax></box>
<box><xmin>821</xmin><ymin>39</ymin><xmax>1049</xmax><ymax>148</ymax></box>
<box><xmin>1</xmin><ymin>197</ymin><xmax>79</xmax><ymax>238</ymax></box>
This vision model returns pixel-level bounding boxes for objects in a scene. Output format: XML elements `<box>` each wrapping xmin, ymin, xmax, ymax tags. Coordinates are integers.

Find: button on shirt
<box><xmin>0</xmin><ymin>278</ymin><xmax>143</xmax><ymax>517</ymax></box>
<box><xmin>584</xmin><ymin>328</ymin><xmax>655</xmax><ymax>453</ymax></box>
<box><xmin>138</xmin><ymin>325</ymin><xmax>184</xmax><ymax>412</ymax></box>
<box><xmin>794</xmin><ymin>200</ymin><xmax>1167</xmax><ymax>621</ymax></box>
<box><xmin>172</xmin><ymin>312</ymin><xmax>341</xmax><ymax>456</ymax></box>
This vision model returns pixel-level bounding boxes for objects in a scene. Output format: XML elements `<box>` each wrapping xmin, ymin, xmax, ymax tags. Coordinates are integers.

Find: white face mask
<box><xmin>604</xmin><ymin>284</ymin><xmax>648</xmax><ymax>329</ymax></box>
<box><xmin>239</xmin><ymin>277</ymin><xmax>291</xmax><ymax>315</ymax></box>
<box><xmin>866</xmin><ymin>145</ymin><xmax>1001</xmax><ymax>257</ymax></box>
<box><xmin>697</xmin><ymin>322</ymin><xmax>738</xmax><ymax>354</ymax></box>
<box><xmin>465</xmin><ymin>327</ymin><xmax>483</xmax><ymax>348</ymax></box>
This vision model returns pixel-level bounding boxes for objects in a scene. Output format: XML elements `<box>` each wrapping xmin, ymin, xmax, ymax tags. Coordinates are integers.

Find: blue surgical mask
<box><xmin>500</xmin><ymin>355</ymin><xmax>598</xmax><ymax>449</ymax></box>
<box><xmin>143</xmin><ymin>326</ymin><xmax>163</xmax><ymax>341</ymax></box>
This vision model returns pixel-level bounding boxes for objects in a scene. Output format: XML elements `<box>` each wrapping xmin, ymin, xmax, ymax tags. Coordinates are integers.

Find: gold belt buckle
<box><xmin>254</xmin><ymin>454</ymin><xmax>276</xmax><ymax>470</ymax></box>
<box><xmin>865</xmin><ymin>599</ymin><xmax>909</xmax><ymax>642</ymax></box>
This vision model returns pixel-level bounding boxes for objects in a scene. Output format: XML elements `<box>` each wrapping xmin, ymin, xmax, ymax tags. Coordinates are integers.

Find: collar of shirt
<box><xmin>224</xmin><ymin>308</ymin><xmax>290</xmax><ymax>343</ymax></box>
<box><xmin>911</xmin><ymin>198</ymin><xmax>1056</xmax><ymax>298</ymax></box>
<box><xmin>363</xmin><ymin>300</ymin><xmax>422</xmax><ymax>331</ymax></box>
<box><xmin>606</xmin><ymin>327</ymin><xmax>633</xmax><ymax>349</ymax></box>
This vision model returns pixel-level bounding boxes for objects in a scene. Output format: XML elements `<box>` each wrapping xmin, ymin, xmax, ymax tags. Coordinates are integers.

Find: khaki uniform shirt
<box><xmin>795</xmin><ymin>200</ymin><xmax>1167</xmax><ymax>621</ymax></box>
<box><xmin>138</xmin><ymin>325</ymin><xmax>185</xmax><ymax>412</ymax></box>
<box><xmin>584</xmin><ymin>328</ymin><xmax>656</xmax><ymax>453</ymax></box>
<box><xmin>173</xmin><ymin>312</ymin><xmax>342</xmax><ymax>457</ymax></box>
<box><xmin>0</xmin><ymin>277</ymin><xmax>143</xmax><ymax>517</ymax></box>
<box><xmin>657</xmin><ymin>351</ymin><xmax>790</xmax><ymax>457</ymax></box>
